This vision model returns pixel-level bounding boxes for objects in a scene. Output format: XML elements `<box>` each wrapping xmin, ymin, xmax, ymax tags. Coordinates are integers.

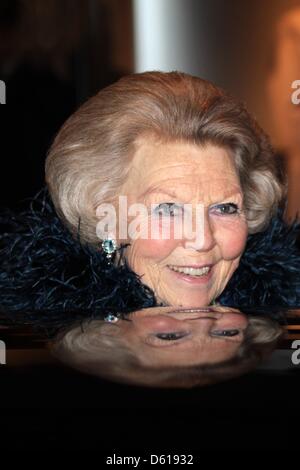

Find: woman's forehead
<box><xmin>125</xmin><ymin>137</ymin><xmax>241</xmax><ymax>194</ymax></box>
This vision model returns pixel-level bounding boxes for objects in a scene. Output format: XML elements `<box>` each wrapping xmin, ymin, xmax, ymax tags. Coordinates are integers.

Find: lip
<box><xmin>167</xmin><ymin>264</ymin><xmax>214</xmax><ymax>285</ymax></box>
<box><xmin>166</xmin><ymin>309</ymin><xmax>222</xmax><ymax>320</ymax></box>
<box><xmin>170</xmin><ymin>307</ymin><xmax>218</xmax><ymax>314</ymax></box>
<box><xmin>128</xmin><ymin>307</ymin><xmax>223</xmax><ymax>321</ymax></box>
<box><xmin>168</xmin><ymin>264</ymin><xmax>214</xmax><ymax>268</ymax></box>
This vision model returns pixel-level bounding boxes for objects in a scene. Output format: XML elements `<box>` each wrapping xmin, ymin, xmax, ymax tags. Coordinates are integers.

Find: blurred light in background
<box><xmin>133</xmin><ymin>0</ymin><xmax>210</xmax><ymax>76</ymax></box>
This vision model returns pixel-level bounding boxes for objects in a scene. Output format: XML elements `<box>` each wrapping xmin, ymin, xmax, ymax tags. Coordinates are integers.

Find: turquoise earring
<box><xmin>104</xmin><ymin>313</ymin><xmax>120</xmax><ymax>323</ymax></box>
<box><xmin>101</xmin><ymin>238</ymin><xmax>117</xmax><ymax>264</ymax></box>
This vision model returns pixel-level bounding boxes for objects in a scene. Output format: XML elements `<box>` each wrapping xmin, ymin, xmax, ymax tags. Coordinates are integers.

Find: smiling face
<box><xmin>120</xmin><ymin>137</ymin><xmax>248</xmax><ymax>307</ymax></box>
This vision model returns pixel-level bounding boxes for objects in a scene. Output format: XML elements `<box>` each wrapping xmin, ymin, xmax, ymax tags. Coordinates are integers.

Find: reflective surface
<box><xmin>49</xmin><ymin>306</ymin><xmax>284</xmax><ymax>388</ymax></box>
<box><xmin>1</xmin><ymin>308</ymin><xmax>300</xmax><ymax>451</ymax></box>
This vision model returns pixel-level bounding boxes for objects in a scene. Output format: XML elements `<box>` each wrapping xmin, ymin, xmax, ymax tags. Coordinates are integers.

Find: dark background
<box><xmin>1</xmin><ymin>0</ymin><xmax>300</xmax><ymax>209</ymax></box>
<box><xmin>1</xmin><ymin>359</ymin><xmax>300</xmax><ymax>452</ymax></box>
<box><xmin>0</xmin><ymin>0</ymin><xmax>132</xmax><ymax>209</ymax></box>
<box><xmin>1</xmin><ymin>0</ymin><xmax>300</xmax><ymax>453</ymax></box>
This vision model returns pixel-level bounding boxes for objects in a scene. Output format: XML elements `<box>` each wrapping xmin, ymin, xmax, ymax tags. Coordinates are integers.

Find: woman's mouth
<box><xmin>167</xmin><ymin>264</ymin><xmax>213</xmax><ymax>284</ymax></box>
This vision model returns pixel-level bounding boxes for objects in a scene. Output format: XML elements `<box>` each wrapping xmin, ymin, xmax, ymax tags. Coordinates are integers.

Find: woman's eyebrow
<box><xmin>210</xmin><ymin>190</ymin><xmax>243</xmax><ymax>201</ymax></box>
<box><xmin>140</xmin><ymin>187</ymin><xmax>243</xmax><ymax>203</ymax></box>
<box><xmin>141</xmin><ymin>187</ymin><xmax>179</xmax><ymax>199</ymax></box>
<box><xmin>144</xmin><ymin>337</ymin><xmax>193</xmax><ymax>349</ymax></box>
<box><xmin>211</xmin><ymin>336</ymin><xmax>242</xmax><ymax>344</ymax></box>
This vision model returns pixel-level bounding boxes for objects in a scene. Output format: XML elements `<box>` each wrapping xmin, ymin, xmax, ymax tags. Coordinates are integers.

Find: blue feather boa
<box><xmin>0</xmin><ymin>188</ymin><xmax>299</xmax><ymax>334</ymax></box>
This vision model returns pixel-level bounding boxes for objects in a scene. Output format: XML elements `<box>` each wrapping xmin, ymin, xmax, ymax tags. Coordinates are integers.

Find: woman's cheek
<box><xmin>128</xmin><ymin>217</ymin><xmax>181</xmax><ymax>259</ymax></box>
<box><xmin>132</xmin><ymin>237</ymin><xmax>178</xmax><ymax>259</ymax></box>
<box><xmin>221</xmin><ymin>222</ymin><xmax>248</xmax><ymax>260</ymax></box>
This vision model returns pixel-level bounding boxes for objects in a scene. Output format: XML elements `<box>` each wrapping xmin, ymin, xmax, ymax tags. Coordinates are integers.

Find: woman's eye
<box><xmin>145</xmin><ymin>331</ymin><xmax>188</xmax><ymax>346</ymax></box>
<box><xmin>211</xmin><ymin>329</ymin><xmax>240</xmax><ymax>337</ymax></box>
<box><xmin>155</xmin><ymin>332</ymin><xmax>186</xmax><ymax>341</ymax></box>
<box><xmin>211</xmin><ymin>203</ymin><xmax>240</xmax><ymax>215</ymax></box>
<box><xmin>153</xmin><ymin>203</ymin><xmax>183</xmax><ymax>217</ymax></box>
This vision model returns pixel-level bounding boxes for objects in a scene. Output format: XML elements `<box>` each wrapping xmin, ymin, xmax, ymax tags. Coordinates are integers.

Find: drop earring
<box><xmin>104</xmin><ymin>313</ymin><xmax>120</xmax><ymax>323</ymax></box>
<box><xmin>101</xmin><ymin>238</ymin><xmax>117</xmax><ymax>265</ymax></box>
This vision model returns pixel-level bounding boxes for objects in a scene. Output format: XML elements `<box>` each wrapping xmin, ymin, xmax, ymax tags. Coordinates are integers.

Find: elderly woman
<box><xmin>0</xmin><ymin>71</ymin><xmax>299</xmax><ymax>386</ymax></box>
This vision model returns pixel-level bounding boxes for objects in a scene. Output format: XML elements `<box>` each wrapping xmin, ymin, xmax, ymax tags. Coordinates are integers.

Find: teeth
<box><xmin>168</xmin><ymin>265</ymin><xmax>211</xmax><ymax>276</ymax></box>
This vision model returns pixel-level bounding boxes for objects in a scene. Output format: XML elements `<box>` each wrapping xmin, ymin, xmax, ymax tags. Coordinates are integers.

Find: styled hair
<box><xmin>45</xmin><ymin>71</ymin><xmax>285</xmax><ymax>246</ymax></box>
<box><xmin>51</xmin><ymin>315</ymin><xmax>283</xmax><ymax>389</ymax></box>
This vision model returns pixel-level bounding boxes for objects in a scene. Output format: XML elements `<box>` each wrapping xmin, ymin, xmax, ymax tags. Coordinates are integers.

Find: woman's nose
<box><xmin>213</xmin><ymin>312</ymin><xmax>248</xmax><ymax>330</ymax></box>
<box><xmin>184</xmin><ymin>212</ymin><xmax>216</xmax><ymax>251</ymax></box>
<box><xmin>131</xmin><ymin>314</ymin><xmax>189</xmax><ymax>334</ymax></box>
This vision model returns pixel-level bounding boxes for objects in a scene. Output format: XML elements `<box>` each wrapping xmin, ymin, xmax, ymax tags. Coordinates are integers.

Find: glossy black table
<box><xmin>0</xmin><ymin>310</ymin><xmax>300</xmax><ymax>452</ymax></box>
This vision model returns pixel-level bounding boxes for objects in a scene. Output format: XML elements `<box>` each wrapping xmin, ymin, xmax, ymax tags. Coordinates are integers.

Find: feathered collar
<box><xmin>0</xmin><ymin>188</ymin><xmax>300</xmax><ymax>335</ymax></box>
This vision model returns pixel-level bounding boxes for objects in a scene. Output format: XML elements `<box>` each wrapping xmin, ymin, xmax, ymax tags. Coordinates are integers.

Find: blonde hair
<box><xmin>51</xmin><ymin>315</ymin><xmax>283</xmax><ymax>389</ymax></box>
<box><xmin>45</xmin><ymin>71</ymin><xmax>285</xmax><ymax>246</ymax></box>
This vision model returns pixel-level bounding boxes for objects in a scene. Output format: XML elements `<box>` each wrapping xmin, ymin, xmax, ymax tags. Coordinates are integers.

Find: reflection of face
<box><xmin>53</xmin><ymin>306</ymin><xmax>281</xmax><ymax>388</ymax></box>
<box><xmin>121</xmin><ymin>137</ymin><xmax>248</xmax><ymax>307</ymax></box>
<box><xmin>100</xmin><ymin>306</ymin><xmax>249</xmax><ymax>367</ymax></box>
